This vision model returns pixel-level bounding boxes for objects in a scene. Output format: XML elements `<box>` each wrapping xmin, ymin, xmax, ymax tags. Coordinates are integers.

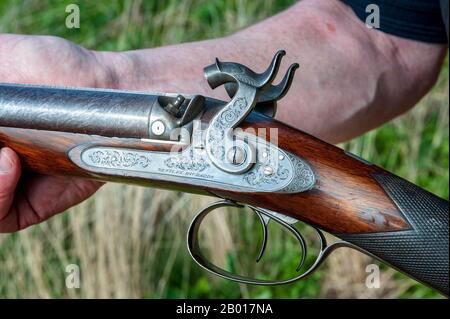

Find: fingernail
<box><xmin>0</xmin><ymin>148</ymin><xmax>13</xmax><ymax>173</ymax></box>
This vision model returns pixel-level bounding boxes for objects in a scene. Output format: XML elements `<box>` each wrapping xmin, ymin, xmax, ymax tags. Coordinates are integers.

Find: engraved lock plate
<box><xmin>69</xmin><ymin>134</ymin><xmax>315</xmax><ymax>193</ymax></box>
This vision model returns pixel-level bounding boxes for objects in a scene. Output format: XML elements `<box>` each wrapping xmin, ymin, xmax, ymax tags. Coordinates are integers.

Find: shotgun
<box><xmin>0</xmin><ymin>51</ymin><xmax>448</xmax><ymax>296</ymax></box>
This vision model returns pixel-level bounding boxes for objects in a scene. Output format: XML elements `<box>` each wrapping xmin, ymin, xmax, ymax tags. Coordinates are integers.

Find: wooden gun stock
<box><xmin>0</xmin><ymin>110</ymin><xmax>448</xmax><ymax>295</ymax></box>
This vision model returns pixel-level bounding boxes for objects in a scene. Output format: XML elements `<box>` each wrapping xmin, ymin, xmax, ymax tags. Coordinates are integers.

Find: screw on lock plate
<box><xmin>226</xmin><ymin>146</ymin><xmax>247</xmax><ymax>166</ymax></box>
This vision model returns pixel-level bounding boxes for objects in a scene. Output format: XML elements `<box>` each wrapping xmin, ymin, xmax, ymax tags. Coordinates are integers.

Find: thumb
<box><xmin>0</xmin><ymin>147</ymin><xmax>21</xmax><ymax>220</ymax></box>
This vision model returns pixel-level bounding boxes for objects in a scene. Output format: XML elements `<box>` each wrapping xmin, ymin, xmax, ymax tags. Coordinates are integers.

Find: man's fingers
<box><xmin>0</xmin><ymin>147</ymin><xmax>21</xmax><ymax>220</ymax></box>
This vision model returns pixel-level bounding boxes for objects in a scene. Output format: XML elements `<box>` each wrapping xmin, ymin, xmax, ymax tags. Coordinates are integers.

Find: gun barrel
<box><xmin>0</xmin><ymin>83</ymin><xmax>155</xmax><ymax>139</ymax></box>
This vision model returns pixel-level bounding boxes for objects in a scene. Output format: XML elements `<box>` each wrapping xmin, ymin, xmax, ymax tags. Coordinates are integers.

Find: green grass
<box><xmin>0</xmin><ymin>0</ymin><xmax>448</xmax><ymax>299</ymax></box>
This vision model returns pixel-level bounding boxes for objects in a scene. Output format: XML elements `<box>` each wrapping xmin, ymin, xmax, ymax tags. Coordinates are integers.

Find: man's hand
<box><xmin>0</xmin><ymin>34</ymin><xmax>114</xmax><ymax>232</ymax></box>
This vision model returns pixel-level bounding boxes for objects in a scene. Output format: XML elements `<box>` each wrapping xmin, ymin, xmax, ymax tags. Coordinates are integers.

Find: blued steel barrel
<box><xmin>0</xmin><ymin>83</ymin><xmax>156</xmax><ymax>138</ymax></box>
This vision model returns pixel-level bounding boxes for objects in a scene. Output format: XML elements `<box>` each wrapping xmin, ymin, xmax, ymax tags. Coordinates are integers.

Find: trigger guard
<box><xmin>186</xmin><ymin>200</ymin><xmax>354</xmax><ymax>286</ymax></box>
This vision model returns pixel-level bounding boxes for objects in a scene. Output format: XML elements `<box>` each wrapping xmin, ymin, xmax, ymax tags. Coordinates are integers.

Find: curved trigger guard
<box><xmin>187</xmin><ymin>200</ymin><xmax>355</xmax><ymax>286</ymax></box>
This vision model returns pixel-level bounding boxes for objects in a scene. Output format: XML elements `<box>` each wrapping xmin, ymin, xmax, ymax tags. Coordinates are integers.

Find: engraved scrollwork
<box><xmin>88</xmin><ymin>150</ymin><xmax>151</xmax><ymax>169</ymax></box>
<box><xmin>207</xmin><ymin>97</ymin><xmax>249</xmax><ymax>165</ymax></box>
<box><xmin>243</xmin><ymin>148</ymin><xmax>290</xmax><ymax>187</ymax></box>
<box><xmin>243</xmin><ymin>166</ymin><xmax>290</xmax><ymax>187</ymax></box>
<box><xmin>234</xmin><ymin>97</ymin><xmax>247</xmax><ymax>110</ymax></box>
<box><xmin>281</xmin><ymin>154</ymin><xmax>315</xmax><ymax>193</ymax></box>
<box><xmin>164</xmin><ymin>153</ymin><xmax>210</xmax><ymax>172</ymax></box>
<box><xmin>213</xmin><ymin>97</ymin><xmax>248</xmax><ymax>130</ymax></box>
<box><xmin>73</xmin><ymin>144</ymin><xmax>314</xmax><ymax>193</ymax></box>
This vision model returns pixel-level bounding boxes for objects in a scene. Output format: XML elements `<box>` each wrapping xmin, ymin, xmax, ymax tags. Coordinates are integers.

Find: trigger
<box><xmin>255</xmin><ymin>211</ymin><xmax>269</xmax><ymax>263</ymax></box>
<box><xmin>252</xmin><ymin>207</ymin><xmax>306</xmax><ymax>272</ymax></box>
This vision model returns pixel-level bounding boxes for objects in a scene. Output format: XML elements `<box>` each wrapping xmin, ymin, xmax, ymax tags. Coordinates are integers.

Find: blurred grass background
<box><xmin>0</xmin><ymin>0</ymin><xmax>448</xmax><ymax>298</ymax></box>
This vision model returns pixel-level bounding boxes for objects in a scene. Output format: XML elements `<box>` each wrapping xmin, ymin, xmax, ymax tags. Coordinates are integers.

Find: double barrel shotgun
<box><xmin>0</xmin><ymin>51</ymin><xmax>448</xmax><ymax>295</ymax></box>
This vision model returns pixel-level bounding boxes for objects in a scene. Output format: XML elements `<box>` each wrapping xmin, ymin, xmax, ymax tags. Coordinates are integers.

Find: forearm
<box><xmin>98</xmin><ymin>0</ymin><xmax>447</xmax><ymax>143</ymax></box>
